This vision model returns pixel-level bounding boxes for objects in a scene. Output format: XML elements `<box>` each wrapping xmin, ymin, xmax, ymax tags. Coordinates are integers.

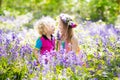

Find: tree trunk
<box><xmin>117</xmin><ymin>0</ymin><xmax>120</xmax><ymax>3</ymax></box>
<box><xmin>0</xmin><ymin>0</ymin><xmax>2</xmax><ymax>8</ymax></box>
<box><xmin>117</xmin><ymin>0</ymin><xmax>120</xmax><ymax>13</ymax></box>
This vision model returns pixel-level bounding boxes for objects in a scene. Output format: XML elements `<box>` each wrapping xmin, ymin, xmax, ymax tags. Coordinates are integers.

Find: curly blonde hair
<box><xmin>34</xmin><ymin>16</ymin><xmax>55</xmax><ymax>36</ymax></box>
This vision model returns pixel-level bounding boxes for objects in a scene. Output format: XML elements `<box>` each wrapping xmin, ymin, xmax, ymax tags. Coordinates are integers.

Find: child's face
<box><xmin>48</xmin><ymin>25</ymin><xmax>55</xmax><ymax>35</ymax></box>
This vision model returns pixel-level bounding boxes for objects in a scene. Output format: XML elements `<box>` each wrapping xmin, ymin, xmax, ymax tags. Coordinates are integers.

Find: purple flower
<box><xmin>116</xmin><ymin>29</ymin><xmax>120</xmax><ymax>35</ymax></box>
<box><xmin>20</xmin><ymin>44</ymin><xmax>32</xmax><ymax>56</ymax></box>
<box><xmin>6</xmin><ymin>38</ymin><xmax>10</xmax><ymax>43</ymax></box>
<box><xmin>118</xmin><ymin>74</ymin><xmax>120</xmax><ymax>78</ymax></box>
<box><xmin>89</xmin><ymin>70</ymin><xmax>95</xmax><ymax>75</ymax></box>
<box><xmin>29</xmin><ymin>70</ymin><xmax>33</xmax><ymax>74</ymax></box>
<box><xmin>0</xmin><ymin>47</ymin><xmax>6</xmax><ymax>55</ymax></box>
<box><xmin>33</xmin><ymin>60</ymin><xmax>38</xmax><ymax>66</ymax></box>
<box><xmin>98</xmin><ymin>64</ymin><xmax>102</xmax><ymax>69</ymax></box>
<box><xmin>107</xmin><ymin>58</ymin><xmax>111</xmax><ymax>66</ymax></box>
<box><xmin>94</xmin><ymin>78</ymin><xmax>98</xmax><ymax>80</ymax></box>
<box><xmin>12</xmin><ymin>33</ymin><xmax>17</xmax><ymax>41</ymax></box>
<box><xmin>97</xmin><ymin>53</ymin><xmax>101</xmax><ymax>59</ymax></box>
<box><xmin>0</xmin><ymin>29</ymin><xmax>3</xmax><ymax>35</ymax></box>
<box><xmin>57</xmin><ymin>31</ymin><xmax>61</xmax><ymax>40</ymax></box>
<box><xmin>90</xmin><ymin>32</ymin><xmax>96</xmax><ymax>36</ymax></box>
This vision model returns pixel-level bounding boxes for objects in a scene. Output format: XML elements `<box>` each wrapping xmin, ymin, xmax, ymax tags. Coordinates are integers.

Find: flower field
<box><xmin>0</xmin><ymin>13</ymin><xmax>120</xmax><ymax>80</ymax></box>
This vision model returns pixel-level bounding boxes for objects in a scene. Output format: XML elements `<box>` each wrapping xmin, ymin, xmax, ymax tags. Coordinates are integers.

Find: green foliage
<box><xmin>1</xmin><ymin>0</ymin><xmax>119</xmax><ymax>23</ymax></box>
<box><xmin>56</xmin><ymin>65</ymin><xmax>64</xmax><ymax>75</ymax></box>
<box><xmin>0</xmin><ymin>57</ymin><xmax>28</xmax><ymax>80</ymax></box>
<box><xmin>88</xmin><ymin>0</ymin><xmax>119</xmax><ymax>24</ymax></box>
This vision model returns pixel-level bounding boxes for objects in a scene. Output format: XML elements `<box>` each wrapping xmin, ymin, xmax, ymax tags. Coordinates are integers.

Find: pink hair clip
<box><xmin>68</xmin><ymin>21</ymin><xmax>77</xmax><ymax>28</ymax></box>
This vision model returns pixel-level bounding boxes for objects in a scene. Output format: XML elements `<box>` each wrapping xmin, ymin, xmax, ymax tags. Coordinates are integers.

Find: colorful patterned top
<box><xmin>56</xmin><ymin>40</ymin><xmax>72</xmax><ymax>53</ymax></box>
<box><xmin>56</xmin><ymin>39</ymin><xmax>80</xmax><ymax>54</ymax></box>
<box><xmin>35</xmin><ymin>35</ymin><xmax>55</xmax><ymax>55</ymax></box>
<box><xmin>61</xmin><ymin>40</ymin><xmax>80</xmax><ymax>54</ymax></box>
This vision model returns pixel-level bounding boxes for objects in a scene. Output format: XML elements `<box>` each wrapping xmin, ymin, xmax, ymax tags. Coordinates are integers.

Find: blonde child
<box><xmin>57</xmin><ymin>13</ymin><xmax>80</xmax><ymax>53</ymax></box>
<box><xmin>34</xmin><ymin>16</ymin><xmax>55</xmax><ymax>60</ymax></box>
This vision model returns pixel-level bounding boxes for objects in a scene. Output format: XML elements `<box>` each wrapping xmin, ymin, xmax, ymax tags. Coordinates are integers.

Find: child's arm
<box><xmin>72</xmin><ymin>36</ymin><xmax>80</xmax><ymax>54</ymax></box>
<box><xmin>34</xmin><ymin>38</ymin><xmax>42</xmax><ymax>60</ymax></box>
<box><xmin>33</xmin><ymin>48</ymin><xmax>39</xmax><ymax>60</ymax></box>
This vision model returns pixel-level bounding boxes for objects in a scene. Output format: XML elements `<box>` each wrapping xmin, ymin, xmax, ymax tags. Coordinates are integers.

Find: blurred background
<box><xmin>0</xmin><ymin>0</ymin><xmax>120</xmax><ymax>25</ymax></box>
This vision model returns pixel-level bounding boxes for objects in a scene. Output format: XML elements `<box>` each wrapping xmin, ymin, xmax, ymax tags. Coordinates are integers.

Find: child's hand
<box><xmin>36</xmin><ymin>60</ymin><xmax>39</xmax><ymax>66</ymax></box>
<box><xmin>33</xmin><ymin>59</ymin><xmax>39</xmax><ymax>66</ymax></box>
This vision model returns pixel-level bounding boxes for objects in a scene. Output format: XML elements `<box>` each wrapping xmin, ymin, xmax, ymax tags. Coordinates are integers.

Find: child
<box><xmin>34</xmin><ymin>16</ymin><xmax>55</xmax><ymax>60</ymax></box>
<box><xmin>57</xmin><ymin>13</ymin><xmax>80</xmax><ymax>53</ymax></box>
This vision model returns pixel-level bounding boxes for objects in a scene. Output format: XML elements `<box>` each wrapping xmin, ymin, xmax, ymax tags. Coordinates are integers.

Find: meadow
<box><xmin>0</xmin><ymin>12</ymin><xmax>120</xmax><ymax>80</ymax></box>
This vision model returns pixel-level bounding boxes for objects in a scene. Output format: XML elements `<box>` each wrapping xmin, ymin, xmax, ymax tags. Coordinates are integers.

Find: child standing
<box><xmin>34</xmin><ymin>16</ymin><xmax>55</xmax><ymax>60</ymax></box>
<box><xmin>57</xmin><ymin>13</ymin><xmax>80</xmax><ymax>53</ymax></box>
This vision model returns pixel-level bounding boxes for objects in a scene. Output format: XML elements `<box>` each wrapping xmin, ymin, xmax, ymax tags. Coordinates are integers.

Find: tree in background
<box><xmin>88</xmin><ymin>0</ymin><xmax>119</xmax><ymax>24</ymax></box>
<box><xmin>0</xmin><ymin>0</ymin><xmax>120</xmax><ymax>24</ymax></box>
<box><xmin>0</xmin><ymin>0</ymin><xmax>2</xmax><ymax>8</ymax></box>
